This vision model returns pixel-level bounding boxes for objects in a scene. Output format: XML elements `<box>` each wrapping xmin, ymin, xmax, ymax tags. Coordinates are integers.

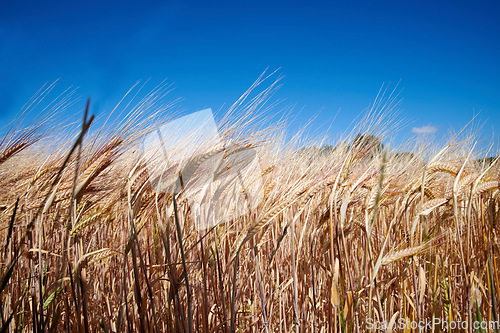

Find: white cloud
<box><xmin>411</xmin><ymin>125</ymin><xmax>438</xmax><ymax>135</ymax></box>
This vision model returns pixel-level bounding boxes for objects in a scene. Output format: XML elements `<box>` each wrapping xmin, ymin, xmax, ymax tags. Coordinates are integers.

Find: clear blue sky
<box><xmin>1</xmin><ymin>0</ymin><xmax>499</xmax><ymax>150</ymax></box>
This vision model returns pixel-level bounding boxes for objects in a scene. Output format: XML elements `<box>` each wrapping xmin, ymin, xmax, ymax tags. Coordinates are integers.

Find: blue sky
<box><xmin>1</xmin><ymin>0</ymin><xmax>499</xmax><ymax>151</ymax></box>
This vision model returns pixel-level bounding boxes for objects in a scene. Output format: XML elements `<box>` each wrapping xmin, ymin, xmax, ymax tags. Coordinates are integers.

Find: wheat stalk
<box><xmin>427</xmin><ymin>162</ymin><xmax>458</xmax><ymax>176</ymax></box>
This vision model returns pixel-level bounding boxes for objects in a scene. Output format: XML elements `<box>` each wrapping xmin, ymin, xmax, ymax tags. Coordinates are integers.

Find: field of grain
<box><xmin>1</xmin><ymin>81</ymin><xmax>499</xmax><ymax>332</ymax></box>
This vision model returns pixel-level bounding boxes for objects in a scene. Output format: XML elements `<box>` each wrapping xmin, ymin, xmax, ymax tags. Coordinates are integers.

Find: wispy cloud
<box><xmin>411</xmin><ymin>125</ymin><xmax>438</xmax><ymax>135</ymax></box>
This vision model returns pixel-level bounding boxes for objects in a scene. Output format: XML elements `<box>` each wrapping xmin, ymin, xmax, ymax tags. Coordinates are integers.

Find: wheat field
<box><xmin>1</xmin><ymin>80</ymin><xmax>499</xmax><ymax>332</ymax></box>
